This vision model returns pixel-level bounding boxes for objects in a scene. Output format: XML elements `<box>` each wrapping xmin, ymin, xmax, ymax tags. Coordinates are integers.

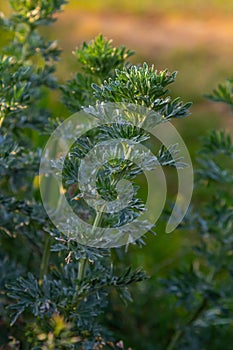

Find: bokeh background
<box><xmin>54</xmin><ymin>0</ymin><xmax>233</xmax><ymax>136</ymax></box>
<box><xmin>1</xmin><ymin>1</ymin><xmax>232</xmax><ymax>349</ymax></box>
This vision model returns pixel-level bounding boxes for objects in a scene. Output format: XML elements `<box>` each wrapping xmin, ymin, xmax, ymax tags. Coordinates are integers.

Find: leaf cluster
<box><xmin>93</xmin><ymin>63</ymin><xmax>192</xmax><ymax>119</ymax></box>
<box><xmin>162</xmin><ymin>89</ymin><xmax>233</xmax><ymax>350</ymax></box>
<box><xmin>206</xmin><ymin>78</ymin><xmax>233</xmax><ymax>110</ymax></box>
<box><xmin>61</xmin><ymin>35</ymin><xmax>134</xmax><ymax>112</ymax></box>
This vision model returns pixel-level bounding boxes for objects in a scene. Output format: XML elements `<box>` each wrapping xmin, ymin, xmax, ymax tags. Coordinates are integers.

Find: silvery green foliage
<box><xmin>1</xmin><ymin>0</ymin><xmax>232</xmax><ymax>349</ymax></box>
<box><xmin>61</xmin><ymin>34</ymin><xmax>134</xmax><ymax>112</ymax></box>
<box><xmin>206</xmin><ymin>78</ymin><xmax>233</xmax><ymax>110</ymax></box>
<box><xmin>92</xmin><ymin>63</ymin><xmax>192</xmax><ymax>118</ymax></box>
<box><xmin>162</xmin><ymin>92</ymin><xmax>233</xmax><ymax>350</ymax></box>
<box><xmin>0</xmin><ymin>1</ymin><xmax>191</xmax><ymax>348</ymax></box>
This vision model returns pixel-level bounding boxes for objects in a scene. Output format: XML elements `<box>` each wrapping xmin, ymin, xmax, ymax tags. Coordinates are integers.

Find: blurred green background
<box><xmin>1</xmin><ymin>1</ymin><xmax>232</xmax><ymax>349</ymax></box>
<box><xmin>53</xmin><ymin>0</ymin><xmax>233</xmax><ymax>149</ymax></box>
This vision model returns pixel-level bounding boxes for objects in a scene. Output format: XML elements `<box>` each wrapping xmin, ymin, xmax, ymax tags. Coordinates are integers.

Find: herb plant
<box><xmin>0</xmin><ymin>1</ymin><xmax>191</xmax><ymax>348</ymax></box>
<box><xmin>164</xmin><ymin>125</ymin><xmax>233</xmax><ymax>350</ymax></box>
<box><xmin>0</xmin><ymin>1</ymin><xmax>232</xmax><ymax>350</ymax></box>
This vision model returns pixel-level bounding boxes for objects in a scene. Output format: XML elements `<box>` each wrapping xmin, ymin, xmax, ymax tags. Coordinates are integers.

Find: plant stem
<box><xmin>77</xmin><ymin>207</ymin><xmax>104</xmax><ymax>282</ymax></box>
<box><xmin>166</xmin><ymin>330</ymin><xmax>182</xmax><ymax>350</ymax></box>
<box><xmin>78</xmin><ymin>258</ymin><xmax>87</xmax><ymax>281</ymax></box>
<box><xmin>92</xmin><ymin>208</ymin><xmax>104</xmax><ymax>233</ymax></box>
<box><xmin>39</xmin><ymin>234</ymin><xmax>51</xmax><ymax>281</ymax></box>
<box><xmin>166</xmin><ymin>298</ymin><xmax>208</xmax><ymax>350</ymax></box>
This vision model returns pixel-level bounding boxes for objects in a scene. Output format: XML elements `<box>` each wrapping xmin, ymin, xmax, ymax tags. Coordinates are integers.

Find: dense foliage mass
<box><xmin>0</xmin><ymin>1</ymin><xmax>232</xmax><ymax>349</ymax></box>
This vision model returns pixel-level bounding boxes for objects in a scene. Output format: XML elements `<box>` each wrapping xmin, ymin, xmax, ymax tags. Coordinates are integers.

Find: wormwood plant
<box><xmin>161</xmin><ymin>83</ymin><xmax>233</xmax><ymax>350</ymax></box>
<box><xmin>104</xmin><ymin>81</ymin><xmax>233</xmax><ymax>350</ymax></box>
<box><xmin>0</xmin><ymin>1</ymin><xmax>193</xmax><ymax>349</ymax></box>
